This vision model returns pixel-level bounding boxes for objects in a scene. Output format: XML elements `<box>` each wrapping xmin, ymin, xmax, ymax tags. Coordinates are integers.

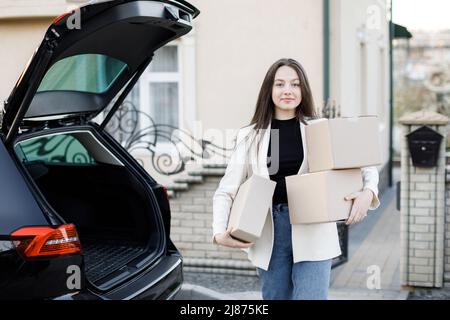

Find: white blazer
<box><xmin>212</xmin><ymin>119</ymin><xmax>381</xmax><ymax>271</ymax></box>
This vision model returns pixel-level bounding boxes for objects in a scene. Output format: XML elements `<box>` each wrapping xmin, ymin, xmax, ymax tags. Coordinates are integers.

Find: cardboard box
<box><xmin>228</xmin><ymin>174</ymin><xmax>276</xmax><ymax>243</ymax></box>
<box><xmin>286</xmin><ymin>169</ymin><xmax>363</xmax><ymax>224</ymax></box>
<box><xmin>305</xmin><ymin>116</ymin><xmax>382</xmax><ymax>173</ymax></box>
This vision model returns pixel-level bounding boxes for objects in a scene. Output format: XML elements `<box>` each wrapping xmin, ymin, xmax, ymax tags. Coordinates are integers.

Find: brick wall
<box><xmin>168</xmin><ymin>175</ymin><xmax>255</xmax><ymax>275</ymax></box>
<box><xmin>399</xmin><ymin>118</ymin><xmax>449</xmax><ymax>288</ymax></box>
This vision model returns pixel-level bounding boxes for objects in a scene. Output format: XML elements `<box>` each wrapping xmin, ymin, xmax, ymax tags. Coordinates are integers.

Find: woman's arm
<box><xmin>212</xmin><ymin>129</ymin><xmax>250</xmax><ymax>244</ymax></box>
<box><xmin>344</xmin><ymin>166</ymin><xmax>381</xmax><ymax>225</ymax></box>
<box><xmin>361</xmin><ymin>166</ymin><xmax>380</xmax><ymax>210</ymax></box>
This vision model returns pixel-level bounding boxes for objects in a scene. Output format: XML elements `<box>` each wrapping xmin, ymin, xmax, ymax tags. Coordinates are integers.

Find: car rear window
<box><xmin>15</xmin><ymin>134</ymin><xmax>96</xmax><ymax>165</ymax></box>
<box><xmin>37</xmin><ymin>54</ymin><xmax>128</xmax><ymax>94</ymax></box>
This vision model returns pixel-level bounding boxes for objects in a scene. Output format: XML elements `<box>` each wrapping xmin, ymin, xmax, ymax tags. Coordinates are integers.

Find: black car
<box><xmin>0</xmin><ymin>0</ymin><xmax>199</xmax><ymax>300</ymax></box>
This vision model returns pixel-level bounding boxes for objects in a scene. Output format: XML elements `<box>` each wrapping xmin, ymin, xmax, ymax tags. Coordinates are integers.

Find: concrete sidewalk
<box><xmin>175</xmin><ymin>170</ymin><xmax>411</xmax><ymax>300</ymax></box>
<box><xmin>327</xmin><ymin>185</ymin><xmax>409</xmax><ymax>299</ymax></box>
<box><xmin>176</xmin><ymin>283</ymin><xmax>409</xmax><ymax>300</ymax></box>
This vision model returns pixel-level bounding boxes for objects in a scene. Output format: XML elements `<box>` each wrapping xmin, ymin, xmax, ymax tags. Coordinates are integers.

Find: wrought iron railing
<box><xmin>103</xmin><ymin>101</ymin><xmax>233</xmax><ymax>176</ymax></box>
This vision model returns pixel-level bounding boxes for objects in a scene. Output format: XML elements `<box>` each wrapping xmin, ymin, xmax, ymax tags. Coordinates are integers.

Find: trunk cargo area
<box><xmin>82</xmin><ymin>238</ymin><xmax>146</xmax><ymax>284</ymax></box>
<box><xmin>23</xmin><ymin>161</ymin><xmax>161</xmax><ymax>288</ymax></box>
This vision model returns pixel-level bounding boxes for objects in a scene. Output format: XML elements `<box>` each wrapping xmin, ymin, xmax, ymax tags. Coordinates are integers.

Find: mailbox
<box><xmin>406</xmin><ymin>126</ymin><xmax>443</xmax><ymax>168</ymax></box>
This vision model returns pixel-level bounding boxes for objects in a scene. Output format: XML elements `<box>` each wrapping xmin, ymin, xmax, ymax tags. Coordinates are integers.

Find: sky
<box><xmin>393</xmin><ymin>0</ymin><xmax>450</xmax><ymax>31</ymax></box>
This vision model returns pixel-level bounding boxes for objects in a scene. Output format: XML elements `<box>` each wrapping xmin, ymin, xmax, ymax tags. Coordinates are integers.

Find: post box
<box><xmin>406</xmin><ymin>126</ymin><xmax>443</xmax><ymax>168</ymax></box>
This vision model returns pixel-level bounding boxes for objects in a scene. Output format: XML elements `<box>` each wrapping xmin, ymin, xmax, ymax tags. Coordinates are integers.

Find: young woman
<box><xmin>212</xmin><ymin>58</ymin><xmax>380</xmax><ymax>300</ymax></box>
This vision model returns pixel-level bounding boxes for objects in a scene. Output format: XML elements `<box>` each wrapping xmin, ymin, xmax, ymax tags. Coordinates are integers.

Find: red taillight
<box><xmin>52</xmin><ymin>12</ymin><xmax>72</xmax><ymax>25</ymax></box>
<box><xmin>52</xmin><ymin>6</ymin><xmax>80</xmax><ymax>26</ymax></box>
<box><xmin>11</xmin><ymin>224</ymin><xmax>82</xmax><ymax>259</ymax></box>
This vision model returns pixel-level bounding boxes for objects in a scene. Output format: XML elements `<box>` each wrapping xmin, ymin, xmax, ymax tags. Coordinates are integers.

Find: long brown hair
<box><xmin>241</xmin><ymin>58</ymin><xmax>318</xmax><ymax>160</ymax></box>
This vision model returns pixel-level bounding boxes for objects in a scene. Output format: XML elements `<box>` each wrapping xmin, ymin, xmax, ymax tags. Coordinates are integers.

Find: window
<box><xmin>15</xmin><ymin>134</ymin><xmax>96</xmax><ymax>165</ymax></box>
<box><xmin>137</xmin><ymin>45</ymin><xmax>181</xmax><ymax>139</ymax></box>
<box><xmin>38</xmin><ymin>54</ymin><xmax>128</xmax><ymax>94</ymax></box>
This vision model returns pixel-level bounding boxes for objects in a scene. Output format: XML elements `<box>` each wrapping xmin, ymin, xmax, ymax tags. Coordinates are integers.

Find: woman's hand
<box><xmin>344</xmin><ymin>189</ymin><xmax>374</xmax><ymax>225</ymax></box>
<box><xmin>214</xmin><ymin>230</ymin><xmax>254</xmax><ymax>249</ymax></box>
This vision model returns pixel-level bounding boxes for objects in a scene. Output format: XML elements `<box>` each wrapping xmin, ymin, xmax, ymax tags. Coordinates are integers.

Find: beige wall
<box><xmin>0</xmin><ymin>18</ymin><xmax>53</xmax><ymax>105</ymax></box>
<box><xmin>0</xmin><ymin>0</ymin><xmax>70</xmax><ymax>19</ymax></box>
<box><xmin>0</xmin><ymin>0</ymin><xmax>76</xmax><ymax>108</ymax></box>
<box><xmin>330</xmin><ymin>0</ymin><xmax>390</xmax><ymax>166</ymax></box>
<box><xmin>190</xmin><ymin>0</ymin><xmax>324</xmax><ymax>132</ymax></box>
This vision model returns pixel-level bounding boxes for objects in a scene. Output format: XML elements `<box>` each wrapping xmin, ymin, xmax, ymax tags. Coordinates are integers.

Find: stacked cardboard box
<box><xmin>286</xmin><ymin>116</ymin><xmax>382</xmax><ymax>224</ymax></box>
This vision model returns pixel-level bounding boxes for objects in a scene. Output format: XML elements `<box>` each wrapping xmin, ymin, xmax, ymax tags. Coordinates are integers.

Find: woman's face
<box><xmin>271</xmin><ymin>65</ymin><xmax>302</xmax><ymax>112</ymax></box>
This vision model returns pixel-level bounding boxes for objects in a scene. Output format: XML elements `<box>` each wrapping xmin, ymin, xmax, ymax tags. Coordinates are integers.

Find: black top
<box><xmin>267</xmin><ymin>117</ymin><xmax>304</xmax><ymax>205</ymax></box>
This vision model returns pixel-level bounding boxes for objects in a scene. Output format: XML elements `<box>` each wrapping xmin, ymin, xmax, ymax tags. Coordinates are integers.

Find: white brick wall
<box><xmin>169</xmin><ymin>176</ymin><xmax>249</xmax><ymax>271</ymax></box>
<box><xmin>400</xmin><ymin>122</ymin><xmax>449</xmax><ymax>288</ymax></box>
<box><xmin>445</xmin><ymin>176</ymin><xmax>450</xmax><ymax>283</ymax></box>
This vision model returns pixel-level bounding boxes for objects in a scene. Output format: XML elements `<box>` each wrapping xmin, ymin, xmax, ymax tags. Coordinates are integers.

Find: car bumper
<box><xmin>105</xmin><ymin>255</ymin><xmax>183</xmax><ymax>300</ymax></box>
<box><xmin>52</xmin><ymin>255</ymin><xmax>183</xmax><ymax>300</ymax></box>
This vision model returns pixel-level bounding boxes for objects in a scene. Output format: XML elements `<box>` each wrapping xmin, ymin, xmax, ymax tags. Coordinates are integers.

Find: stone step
<box><xmin>163</xmin><ymin>164</ymin><xmax>226</xmax><ymax>197</ymax></box>
<box><xmin>173</xmin><ymin>175</ymin><xmax>204</xmax><ymax>184</ymax></box>
<box><xmin>183</xmin><ymin>257</ymin><xmax>256</xmax><ymax>271</ymax></box>
<box><xmin>203</xmin><ymin>163</ymin><xmax>228</xmax><ymax>169</ymax></box>
<box><xmin>188</xmin><ymin>168</ymin><xmax>226</xmax><ymax>176</ymax></box>
<box><xmin>167</xmin><ymin>190</ymin><xmax>175</xmax><ymax>199</ymax></box>
<box><xmin>166</xmin><ymin>182</ymin><xmax>189</xmax><ymax>191</ymax></box>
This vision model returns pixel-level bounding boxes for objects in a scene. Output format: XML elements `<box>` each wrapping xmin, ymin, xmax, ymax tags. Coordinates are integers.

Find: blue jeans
<box><xmin>257</xmin><ymin>203</ymin><xmax>332</xmax><ymax>300</ymax></box>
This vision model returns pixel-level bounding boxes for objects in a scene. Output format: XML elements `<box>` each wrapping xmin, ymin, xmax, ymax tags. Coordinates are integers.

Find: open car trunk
<box><xmin>15</xmin><ymin>130</ymin><xmax>163</xmax><ymax>289</ymax></box>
